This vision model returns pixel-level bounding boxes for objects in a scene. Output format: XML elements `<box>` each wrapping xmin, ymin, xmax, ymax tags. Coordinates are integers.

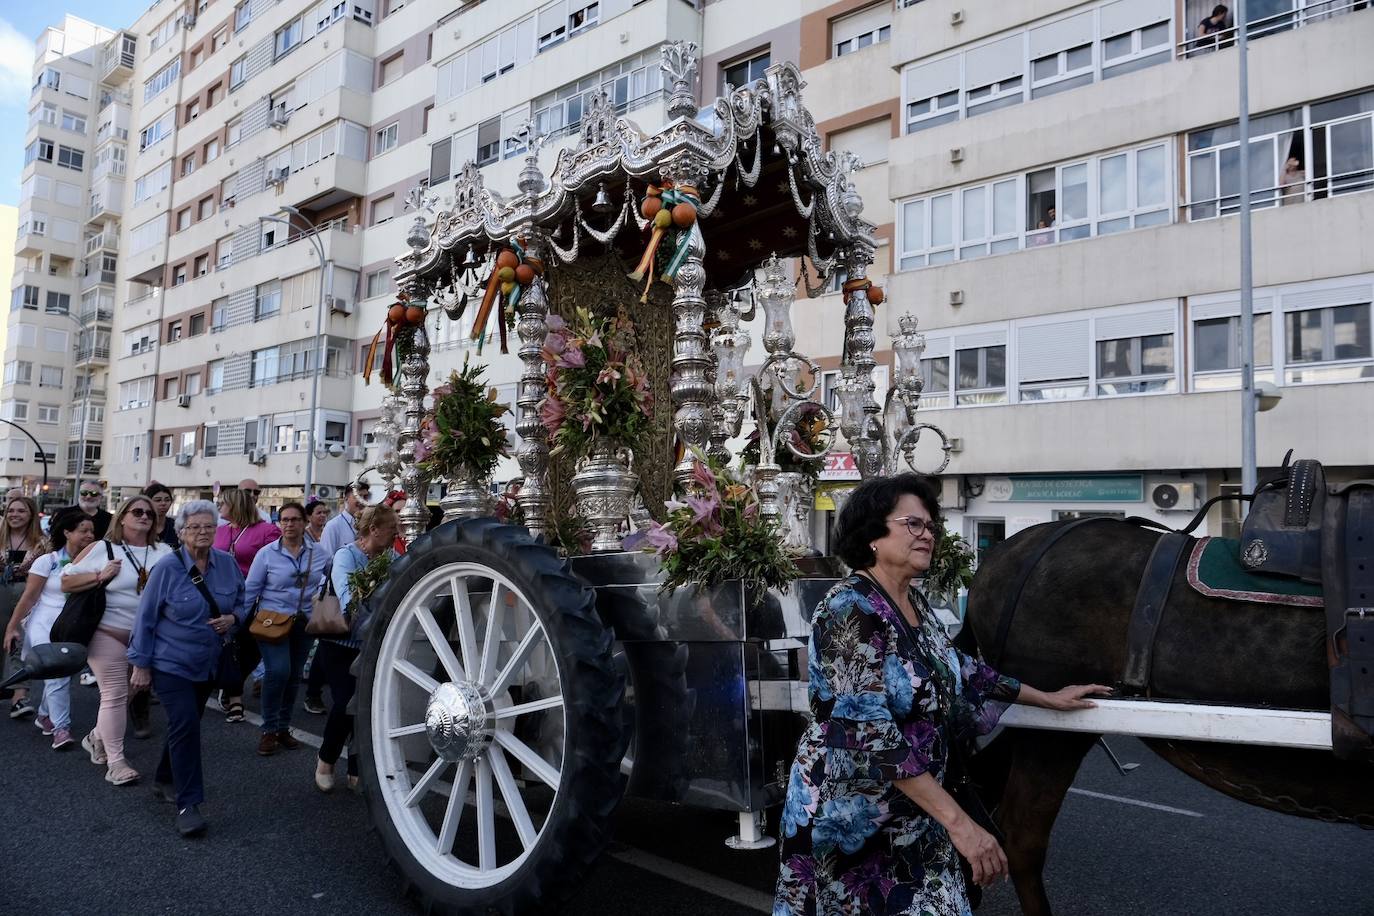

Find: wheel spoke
<box><xmin>416</xmin><ymin>603</ymin><xmax>465</xmax><ymax>684</ymax></box>
<box><xmin>477</xmin><ymin>582</ymin><xmax>505</xmax><ymax>686</ymax></box>
<box><xmin>436</xmin><ymin>758</ymin><xmax>473</xmax><ymax>855</ymax></box>
<box><xmin>491</xmin><ymin>695</ymin><xmax>564</xmax><ymax>720</ymax></box>
<box><xmin>493</xmin><ymin>730</ymin><xmax>560</xmax><ymax>790</ymax></box>
<box><xmin>393</xmin><ymin>658</ymin><xmax>440</xmax><ymax>694</ymax></box>
<box><xmin>475</xmin><ymin>755</ymin><xmax>496</xmax><ymax>870</ymax></box>
<box><xmin>388</xmin><ymin>722</ymin><xmax>429</xmax><ymax>739</ymax></box>
<box><xmin>404</xmin><ymin>756</ymin><xmax>451</xmax><ymax>808</ymax></box>
<box><xmin>489</xmin><ymin>625</ymin><xmax>544</xmax><ymax>695</ymax></box>
<box><xmin>488</xmin><ymin>745</ymin><xmax>537</xmax><ymax>850</ymax></box>
<box><xmin>451</xmin><ymin>576</ymin><xmax>480</xmax><ymax>678</ymax></box>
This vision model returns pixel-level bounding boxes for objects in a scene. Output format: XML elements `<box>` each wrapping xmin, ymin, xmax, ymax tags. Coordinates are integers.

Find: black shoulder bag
<box><xmin>854</xmin><ymin>574</ymin><xmax>1004</xmax><ymax>843</ymax></box>
<box><xmin>51</xmin><ymin>542</ymin><xmax>116</xmax><ymax>646</ymax></box>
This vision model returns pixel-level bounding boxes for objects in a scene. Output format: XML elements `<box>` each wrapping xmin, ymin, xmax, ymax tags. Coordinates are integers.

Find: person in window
<box><xmin>773</xmin><ymin>474</ymin><xmax>1108</xmax><ymax>916</ymax></box>
<box><xmin>1198</xmin><ymin>4</ymin><xmax>1232</xmax><ymax>52</ymax></box>
<box><xmin>129</xmin><ymin>501</ymin><xmax>245</xmax><ymax>837</ymax></box>
<box><xmin>1280</xmin><ymin>155</ymin><xmax>1306</xmax><ymax>205</ymax></box>
<box><xmin>1</xmin><ymin>496</ymin><xmax>45</xmax><ymax>719</ymax></box>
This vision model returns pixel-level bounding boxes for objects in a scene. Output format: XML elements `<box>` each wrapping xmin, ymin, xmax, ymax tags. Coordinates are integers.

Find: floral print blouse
<box><xmin>774</xmin><ymin>575</ymin><xmax>1020</xmax><ymax>916</ymax></box>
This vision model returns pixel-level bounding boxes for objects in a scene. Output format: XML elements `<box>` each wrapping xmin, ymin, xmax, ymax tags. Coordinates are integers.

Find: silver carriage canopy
<box><xmin>386</xmin><ymin>41</ymin><xmax>893</xmax><ymax>541</ymax></box>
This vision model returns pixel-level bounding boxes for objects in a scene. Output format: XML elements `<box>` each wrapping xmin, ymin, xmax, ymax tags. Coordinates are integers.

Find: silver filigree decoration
<box><xmin>661</xmin><ymin>41</ymin><xmax>700</xmax><ymax>121</ymax></box>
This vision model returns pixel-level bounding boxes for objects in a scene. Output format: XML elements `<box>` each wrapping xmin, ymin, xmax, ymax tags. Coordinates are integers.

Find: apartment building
<box><xmin>3</xmin><ymin>0</ymin><xmax>1367</xmax><ymax>536</ymax></box>
<box><xmin>3</xmin><ymin>17</ymin><xmax>123</xmax><ymax>503</ymax></box>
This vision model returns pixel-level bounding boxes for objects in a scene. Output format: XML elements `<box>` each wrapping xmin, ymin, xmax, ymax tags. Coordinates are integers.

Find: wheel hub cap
<box><xmin>425</xmin><ymin>681</ymin><xmax>490</xmax><ymax>761</ymax></box>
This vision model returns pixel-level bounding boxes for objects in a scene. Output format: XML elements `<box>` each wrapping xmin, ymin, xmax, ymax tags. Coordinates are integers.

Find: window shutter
<box><xmin>830</xmin><ymin>119</ymin><xmax>890</xmax><ymax>165</ymax></box>
<box><xmin>964</xmin><ymin>34</ymin><xmax>1024</xmax><ymax>88</ymax></box>
<box><xmin>1280</xmin><ymin>282</ymin><xmax>1373</xmax><ymax>312</ymax></box>
<box><xmin>1028</xmin><ymin>10</ymin><xmax>1095</xmax><ymax>59</ymax></box>
<box><xmin>1099</xmin><ymin>0</ymin><xmax>1171</xmax><ymax>38</ymax></box>
<box><xmin>832</xmin><ymin>3</ymin><xmax>890</xmax><ymax>47</ymax></box>
<box><xmin>1191</xmin><ymin>295</ymin><xmax>1274</xmax><ymax>321</ymax></box>
<box><xmin>954</xmin><ymin>329</ymin><xmax>1007</xmax><ymax>351</ymax></box>
<box><xmin>1017</xmin><ymin>319</ymin><xmax>1090</xmax><ymax>382</ymax></box>
<box><xmin>904</xmin><ymin>56</ymin><xmax>960</xmax><ymax>101</ymax></box>
<box><xmin>538</xmin><ymin>1</ymin><xmax>566</xmax><ymax>36</ymax></box>
<box><xmin>451</xmin><ymin>127</ymin><xmax>477</xmax><ymax>171</ymax></box>
<box><xmin>1094</xmin><ymin>306</ymin><xmax>1176</xmax><ymax>340</ymax></box>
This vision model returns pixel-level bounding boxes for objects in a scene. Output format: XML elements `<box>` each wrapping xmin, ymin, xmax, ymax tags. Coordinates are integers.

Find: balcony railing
<box><xmin>81</xmin><ymin>269</ymin><xmax>118</xmax><ymax>290</ymax></box>
<box><xmin>84</xmin><ymin>233</ymin><xmax>115</xmax><ymax>256</ymax></box>
<box><xmin>95</xmin><ymin>125</ymin><xmax>130</xmax><ymax>144</ymax></box>
<box><xmin>73</xmin><ymin>384</ymin><xmax>107</xmax><ymax>400</ymax></box>
<box><xmin>98</xmin><ymin>88</ymin><xmax>131</xmax><ymax>112</ymax></box>
<box><xmin>260</xmin><ymin>216</ymin><xmax>353</xmax><ymax>254</ymax></box>
<box><xmin>1185</xmin><ymin>165</ymin><xmax>1374</xmax><ymax>221</ymax></box>
<box><xmin>74</xmin><ymin>345</ymin><xmax>111</xmax><ymax>362</ymax></box>
<box><xmin>1177</xmin><ymin>0</ymin><xmax>1370</xmax><ymax>58</ymax></box>
<box><xmin>78</xmin><ymin>306</ymin><xmax>115</xmax><ymax>324</ymax></box>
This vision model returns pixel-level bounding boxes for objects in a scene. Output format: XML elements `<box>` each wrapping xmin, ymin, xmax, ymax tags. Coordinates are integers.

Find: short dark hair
<box><xmin>305</xmin><ymin>499</ymin><xmax>327</xmax><ymax>516</ymax></box>
<box><xmin>143</xmin><ymin>482</ymin><xmax>173</xmax><ymax>500</ymax></box>
<box><xmin>833</xmin><ymin>473</ymin><xmax>942</xmax><ymax>570</ymax></box>
<box><xmin>278</xmin><ymin>501</ymin><xmax>307</xmax><ymax>521</ymax></box>
<box><xmin>47</xmin><ymin>507</ymin><xmax>95</xmax><ymax>553</ymax></box>
<box><xmin>1211</xmin><ymin>4</ymin><xmax>1228</xmax><ymax>16</ymax></box>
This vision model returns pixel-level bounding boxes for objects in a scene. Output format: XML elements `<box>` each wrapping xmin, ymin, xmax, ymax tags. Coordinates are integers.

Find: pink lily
<box><xmin>545</xmin><ymin>313</ymin><xmax>568</xmax><ymax>333</ymax></box>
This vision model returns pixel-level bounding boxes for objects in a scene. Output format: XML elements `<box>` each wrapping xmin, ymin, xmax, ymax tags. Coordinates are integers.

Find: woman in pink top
<box><xmin>213</xmin><ymin>489</ymin><xmax>279</xmax><ymax>722</ymax></box>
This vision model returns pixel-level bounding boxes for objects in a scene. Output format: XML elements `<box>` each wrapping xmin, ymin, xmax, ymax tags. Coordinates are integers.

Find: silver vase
<box><xmin>571</xmin><ymin>443</ymin><xmax>639</xmax><ymax>553</ymax></box>
<box><xmin>440</xmin><ymin>468</ymin><xmax>493</xmax><ymax>523</ymax></box>
<box><xmin>776</xmin><ymin>471</ymin><xmax>814</xmax><ymax>552</ymax></box>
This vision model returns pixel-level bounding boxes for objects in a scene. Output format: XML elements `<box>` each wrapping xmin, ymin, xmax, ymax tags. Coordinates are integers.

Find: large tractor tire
<box><xmin>355</xmin><ymin>518</ymin><xmax>628</xmax><ymax>916</ymax></box>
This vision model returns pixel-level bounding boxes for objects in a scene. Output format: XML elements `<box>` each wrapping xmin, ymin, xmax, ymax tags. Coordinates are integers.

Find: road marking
<box><xmin>608</xmin><ymin>846</ymin><xmax>775</xmax><ymax>914</ymax></box>
<box><xmin>1068</xmin><ymin>787</ymin><xmax>1204</xmax><ymax>818</ymax></box>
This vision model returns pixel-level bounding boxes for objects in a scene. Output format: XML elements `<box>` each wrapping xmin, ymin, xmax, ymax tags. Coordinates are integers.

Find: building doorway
<box><xmin>969</xmin><ymin>519</ymin><xmax>1006</xmax><ymax>567</ymax></box>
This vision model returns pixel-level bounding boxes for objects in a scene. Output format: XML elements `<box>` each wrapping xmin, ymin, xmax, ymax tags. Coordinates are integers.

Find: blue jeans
<box><xmin>256</xmin><ymin>625</ymin><xmax>310</xmax><ymax>734</ymax></box>
<box><xmin>152</xmin><ymin>669</ymin><xmax>214</xmax><ymax>809</ymax></box>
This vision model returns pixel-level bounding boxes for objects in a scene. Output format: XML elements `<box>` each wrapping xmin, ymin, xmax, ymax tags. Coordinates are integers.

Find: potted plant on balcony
<box><xmin>539</xmin><ymin>307</ymin><xmax>653</xmax><ymax>552</ymax></box>
<box><xmin>415</xmin><ymin>356</ymin><xmax>511</xmax><ymax>522</ymax></box>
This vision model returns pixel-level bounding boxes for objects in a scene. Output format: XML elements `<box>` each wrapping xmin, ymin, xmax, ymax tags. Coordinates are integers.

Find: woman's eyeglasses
<box><xmin>126</xmin><ymin>508</ymin><xmax>153</xmax><ymax>519</ymax></box>
<box><xmin>182</xmin><ymin>524</ymin><xmax>216</xmax><ymax>533</ymax></box>
<box><xmin>888</xmin><ymin>516</ymin><xmax>940</xmax><ymax>538</ymax></box>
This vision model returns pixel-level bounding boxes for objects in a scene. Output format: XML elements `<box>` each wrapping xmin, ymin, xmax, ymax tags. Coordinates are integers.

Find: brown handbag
<box><xmin>248</xmin><ymin>607</ymin><xmax>296</xmax><ymax>643</ymax></box>
<box><xmin>305</xmin><ymin>575</ymin><xmax>349</xmax><ymax>637</ymax></box>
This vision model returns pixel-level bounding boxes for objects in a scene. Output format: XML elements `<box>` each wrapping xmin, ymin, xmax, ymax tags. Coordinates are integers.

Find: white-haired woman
<box><xmin>63</xmin><ymin>494</ymin><xmax>174</xmax><ymax>785</ymax></box>
<box><xmin>129</xmin><ymin>500</ymin><xmax>245</xmax><ymax>838</ymax></box>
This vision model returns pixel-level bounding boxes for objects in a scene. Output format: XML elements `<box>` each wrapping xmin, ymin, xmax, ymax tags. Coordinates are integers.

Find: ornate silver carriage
<box><xmin>355</xmin><ymin>42</ymin><xmax>949</xmax><ymax>915</ymax></box>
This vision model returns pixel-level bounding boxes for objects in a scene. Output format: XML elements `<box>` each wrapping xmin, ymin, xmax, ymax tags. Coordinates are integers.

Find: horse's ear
<box><xmin>1281</xmin><ymin>448</ymin><xmax>1294</xmax><ymax>469</ymax></box>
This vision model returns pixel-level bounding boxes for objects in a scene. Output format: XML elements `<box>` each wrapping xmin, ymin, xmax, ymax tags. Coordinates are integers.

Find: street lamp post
<box><xmin>259</xmin><ymin>206</ymin><xmax>332</xmax><ymax>500</ymax></box>
<box><xmin>1236</xmin><ymin>0</ymin><xmax>1259</xmax><ymax>498</ymax></box>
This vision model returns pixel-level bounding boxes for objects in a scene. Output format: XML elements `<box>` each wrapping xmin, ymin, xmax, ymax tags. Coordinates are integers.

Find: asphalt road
<box><xmin>4</xmin><ymin>683</ymin><xmax>1372</xmax><ymax>916</ymax></box>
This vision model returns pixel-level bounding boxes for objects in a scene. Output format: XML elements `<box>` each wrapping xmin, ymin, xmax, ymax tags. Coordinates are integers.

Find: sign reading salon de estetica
<box><xmin>985</xmin><ymin>474</ymin><xmax>1145</xmax><ymax>503</ymax></box>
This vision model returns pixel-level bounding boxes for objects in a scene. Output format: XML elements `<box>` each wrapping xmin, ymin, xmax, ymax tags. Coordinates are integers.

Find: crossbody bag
<box><xmin>248</xmin><ymin>545</ymin><xmax>312</xmax><ymax>645</ymax></box>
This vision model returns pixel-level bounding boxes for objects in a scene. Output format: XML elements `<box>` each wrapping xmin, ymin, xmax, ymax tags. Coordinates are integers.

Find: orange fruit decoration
<box><xmin>641</xmin><ymin>196</ymin><xmax>663</xmax><ymax>220</ymax></box>
<box><xmin>405</xmin><ymin>305</ymin><xmax>425</xmax><ymax>325</ymax></box>
<box><xmin>495</xmin><ymin>249</ymin><xmax>519</xmax><ymax>270</ymax></box>
<box><xmin>865</xmin><ymin>285</ymin><xmax>885</xmax><ymax>305</ymax></box>
<box><xmin>388</xmin><ymin>303</ymin><xmax>406</xmax><ymax>323</ymax></box>
<box><xmin>671</xmin><ymin>202</ymin><xmax>696</xmax><ymax>228</ymax></box>
<box><xmin>514</xmin><ymin>264</ymin><xmax>536</xmax><ymax>285</ymax></box>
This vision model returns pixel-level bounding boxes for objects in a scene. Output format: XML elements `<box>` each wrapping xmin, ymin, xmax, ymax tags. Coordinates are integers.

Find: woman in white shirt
<box><xmin>1</xmin><ymin>508</ymin><xmax>97</xmax><ymax>751</ymax></box>
<box><xmin>62</xmin><ymin>495</ymin><xmax>173</xmax><ymax>785</ymax></box>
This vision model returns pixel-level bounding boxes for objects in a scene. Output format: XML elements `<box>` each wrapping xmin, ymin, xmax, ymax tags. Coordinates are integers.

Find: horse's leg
<box><xmin>997</xmin><ymin>728</ymin><xmax>1099</xmax><ymax>916</ymax></box>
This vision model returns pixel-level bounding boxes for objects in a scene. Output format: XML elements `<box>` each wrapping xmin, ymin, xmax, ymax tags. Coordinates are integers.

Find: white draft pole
<box><xmin>1236</xmin><ymin>0</ymin><xmax>1259</xmax><ymax>498</ymax></box>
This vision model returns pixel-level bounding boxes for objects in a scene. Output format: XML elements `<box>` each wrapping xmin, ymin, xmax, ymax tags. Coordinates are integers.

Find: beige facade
<box><xmin>1</xmin><ymin>0</ymin><xmax>1367</xmax><ymax>534</ymax></box>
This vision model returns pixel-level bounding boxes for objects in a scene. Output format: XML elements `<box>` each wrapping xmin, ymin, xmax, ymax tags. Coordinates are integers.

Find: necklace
<box><xmin>121</xmin><ymin>543</ymin><xmax>153</xmax><ymax>594</ymax></box>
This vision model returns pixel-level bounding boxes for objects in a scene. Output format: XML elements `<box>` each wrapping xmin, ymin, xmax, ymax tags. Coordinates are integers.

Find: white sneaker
<box><xmin>79</xmin><ymin>672</ymin><xmax>97</xmax><ymax>687</ymax></box>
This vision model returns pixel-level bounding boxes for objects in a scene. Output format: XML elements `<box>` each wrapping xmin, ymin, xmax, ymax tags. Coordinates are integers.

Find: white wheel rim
<box><xmin>371</xmin><ymin>562</ymin><xmax>565</xmax><ymax>888</ymax></box>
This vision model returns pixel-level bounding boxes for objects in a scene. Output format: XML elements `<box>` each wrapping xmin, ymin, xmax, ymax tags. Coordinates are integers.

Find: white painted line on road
<box><xmin>1068</xmin><ymin>787</ymin><xmax>1203</xmax><ymax>818</ymax></box>
<box><xmin>608</xmin><ymin>846</ymin><xmax>774</xmax><ymax>914</ymax></box>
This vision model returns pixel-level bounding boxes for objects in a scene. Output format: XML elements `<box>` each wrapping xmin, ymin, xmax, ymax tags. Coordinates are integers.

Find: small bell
<box><xmin>592</xmin><ymin>182</ymin><xmax>614</xmax><ymax>214</ymax></box>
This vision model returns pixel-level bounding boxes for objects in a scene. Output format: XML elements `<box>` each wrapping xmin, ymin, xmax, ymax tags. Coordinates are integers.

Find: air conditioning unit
<box><xmin>316</xmin><ymin>485</ymin><xmax>334</xmax><ymax>499</ymax></box>
<box><xmin>1151</xmin><ymin>482</ymin><xmax>1199</xmax><ymax>512</ymax></box>
<box><xmin>266</xmin><ymin>167</ymin><xmax>289</xmax><ymax>186</ymax></box>
<box><xmin>183</xmin><ymin>12</ymin><xmax>197</xmax><ymax>28</ymax></box>
<box><xmin>344</xmin><ymin>445</ymin><xmax>366</xmax><ymax>462</ymax></box>
<box><xmin>177</xmin><ymin>393</ymin><xmax>192</xmax><ymax>407</ymax></box>
<box><xmin>174</xmin><ymin>452</ymin><xmax>193</xmax><ymax>467</ymax></box>
<box><xmin>269</xmin><ymin>106</ymin><xmax>290</xmax><ymax>128</ymax></box>
<box><xmin>328</xmin><ymin>296</ymin><xmax>352</xmax><ymax>315</ymax></box>
<box><xmin>248</xmin><ymin>448</ymin><xmax>268</xmax><ymax>465</ymax></box>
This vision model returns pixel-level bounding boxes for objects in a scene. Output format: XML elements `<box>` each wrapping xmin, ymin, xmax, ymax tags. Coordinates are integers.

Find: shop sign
<box><xmin>814</xmin><ymin>484</ymin><xmax>855</xmax><ymax>512</ymax></box>
<box><xmin>985</xmin><ymin>474</ymin><xmax>1144</xmax><ymax>503</ymax></box>
<box><xmin>819</xmin><ymin>452</ymin><xmax>860</xmax><ymax>481</ymax></box>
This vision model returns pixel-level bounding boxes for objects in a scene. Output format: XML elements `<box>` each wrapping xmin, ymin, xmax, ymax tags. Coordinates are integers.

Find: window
<box><xmin>42</xmin><ymin>329</ymin><xmax>67</xmax><ymax>353</ymax></box>
<box><xmin>60</xmin><ymin>110</ymin><xmax>86</xmax><ymax>133</ymax></box>
<box><xmin>134</xmin><ymin>162</ymin><xmax>172</xmax><ymax>202</ymax></box>
<box><xmin>190</xmin><ymin>47</ymin><xmax>204</xmax><ymax>70</ymax></box>
<box><xmin>1096</xmin><ymin>334</ymin><xmax>1176</xmax><ymax>394</ymax></box>
<box><xmin>211</xmin><ymin>299</ymin><xmax>228</xmax><ymax>331</ymax></box>
<box><xmin>476</xmin><ymin>118</ymin><xmax>501</xmax><ymax>166</ymax></box>
<box><xmin>194</xmin><ymin>254</ymin><xmax>210</xmax><ymax>277</ymax></box>
<box><xmin>204</xmin><ymin>138</ymin><xmax>220</xmax><ymax>162</ymax></box>
<box><xmin>379</xmin><ymin>53</ymin><xmax>403</xmax><ymax>87</ymax></box>
<box><xmin>198</xmin><ymin>197</ymin><xmax>214</xmax><ymax>220</ymax></box>
<box><xmin>139</xmin><ymin>112</ymin><xmax>174</xmax><ymax>151</ymax></box>
<box><xmin>371</xmin><ymin>195</ymin><xmax>396</xmax><ymax>225</ymax></box>
<box><xmin>36</xmin><ymin>404</ymin><xmax>60</xmax><ymax>424</ymax></box>
<box><xmin>189</xmin><ymin>313</ymin><xmax>206</xmax><ymax>337</ymax></box>
<box><xmin>1193</xmin><ymin>313</ymin><xmax>1274</xmax><ymax>386</ymax></box>
<box><xmin>833</xmin><ymin>4</ymin><xmax>890</xmax><ymax>57</ymax></box>
<box><xmin>173</xmin><ymin>264</ymin><xmax>187</xmax><ymax>286</ymax></box>
<box><xmin>234</xmin><ymin>2</ymin><xmax>251</xmax><ymax>31</ymax></box>
<box><xmin>230</xmin><ymin>56</ymin><xmax>247</xmax><ymax>89</ymax></box>
<box><xmin>722</xmin><ymin>51</ymin><xmax>770</xmax><ymax>91</ymax></box>
<box><xmin>212</xmin><ymin>28</ymin><xmax>228</xmax><ymax>51</ymax></box>
<box><xmin>185</xmin><ymin>99</ymin><xmax>201</xmax><ymax>123</ymax></box>
<box><xmin>207</xmin><ymin>83</ymin><xmax>223</xmax><ymax>108</ymax></box>
<box><xmin>38</xmin><ymin>365</ymin><xmax>64</xmax><ymax>389</ymax></box>
<box><xmin>251</xmin><ymin>347</ymin><xmax>280</xmax><ymax>386</ymax></box>
<box><xmin>36</xmin><ymin>68</ymin><xmax>60</xmax><ymax>92</ymax></box>
<box><xmin>365</xmin><ymin>268</ymin><xmax>392</xmax><ymax>298</ymax></box>
<box><xmin>45</xmin><ymin>292</ymin><xmax>70</xmax><ymax>315</ymax></box>
<box><xmin>24</xmin><ymin>138</ymin><xmax>54</xmax><ymax>165</ymax></box>
<box><xmin>374</xmin><ymin>122</ymin><xmax>398</xmax><ymax>155</ymax></box>
<box><xmin>56</xmin><ymin>146</ymin><xmax>84</xmax><ymax>171</ymax></box>
<box><xmin>159</xmin><ymin>435</ymin><xmax>174</xmax><ymax>458</ymax></box>
<box><xmin>144</xmin><ymin>59</ymin><xmax>180</xmax><ymax>102</ymax></box>
<box><xmin>203</xmin><ymin>424</ymin><xmax>218</xmax><ymax>457</ymax></box>
<box><xmin>13</xmin><ymin>286</ymin><xmax>40</xmax><ymax>311</ymax></box>
<box><xmin>4</xmin><ymin>361</ymin><xmax>33</xmax><ymax>385</ymax></box>
<box><xmin>954</xmin><ymin>345</ymin><xmax>1007</xmax><ymax>404</ymax></box>
<box><xmin>181</xmin><ymin>153</ymin><xmax>196</xmax><ymax>178</ymax></box>
<box><xmin>1285</xmin><ymin>303</ymin><xmax>1372</xmax><ymax>381</ymax></box>
<box><xmin>568</xmin><ymin>1</ymin><xmax>599</xmax><ymax>35</ymax></box>
<box><xmin>255</xmin><ymin>281</ymin><xmax>282</xmax><ymax>320</ymax></box>
<box><xmin>176</xmin><ymin>208</ymin><xmax>192</xmax><ymax>231</ymax></box>
<box><xmin>183</xmin><ymin>371</ymin><xmax>202</xmax><ymax>398</ymax></box>
<box><xmin>422</xmin><ymin>105</ymin><xmax>433</xmax><ymax>134</ymax></box>
<box><xmin>207</xmin><ymin>359</ymin><xmax>224</xmax><ymax>392</ymax></box>
<box><xmin>275</xmin><ymin>18</ymin><xmax>304</xmax><ymax>59</ymax></box>
<box><xmin>161</xmin><ymin>377</ymin><xmax>180</xmax><ymax>400</ymax></box>
<box><xmin>3</xmin><ymin>401</ymin><xmax>29</xmax><ymax>421</ymax></box>
<box><xmin>118</xmin><ymin>377</ymin><xmax>154</xmax><ymax>409</ymax></box>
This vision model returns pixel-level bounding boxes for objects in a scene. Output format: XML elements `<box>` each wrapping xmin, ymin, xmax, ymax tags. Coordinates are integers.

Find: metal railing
<box><xmin>260</xmin><ymin>216</ymin><xmax>352</xmax><ymax>254</ymax></box>
<box><xmin>1177</xmin><ymin>0</ymin><xmax>1370</xmax><ymax>58</ymax></box>
<box><xmin>1185</xmin><ymin>165</ymin><xmax>1374</xmax><ymax>220</ymax></box>
<box><xmin>77</xmin><ymin>306</ymin><xmax>115</xmax><ymax>324</ymax></box>
<box><xmin>81</xmin><ymin>269</ymin><xmax>118</xmax><ymax>290</ymax></box>
<box><xmin>74</xmin><ymin>345</ymin><xmax>111</xmax><ymax>362</ymax></box>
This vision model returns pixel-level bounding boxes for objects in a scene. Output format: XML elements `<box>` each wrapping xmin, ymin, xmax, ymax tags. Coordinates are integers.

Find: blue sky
<box><xmin>0</xmin><ymin>2</ymin><xmax>152</xmax><ymax>208</ymax></box>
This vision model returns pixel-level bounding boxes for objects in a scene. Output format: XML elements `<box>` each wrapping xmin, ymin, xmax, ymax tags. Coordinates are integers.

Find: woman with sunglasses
<box><xmin>213</xmin><ymin>488</ymin><xmax>279</xmax><ymax>723</ymax></box>
<box><xmin>774</xmin><ymin>474</ymin><xmax>1109</xmax><ymax>916</ymax></box>
<box><xmin>1</xmin><ymin>495</ymin><xmax>44</xmax><ymax>719</ymax></box>
<box><xmin>62</xmin><ymin>496</ymin><xmax>174</xmax><ymax>785</ymax></box>
<box><xmin>2</xmin><ymin>508</ymin><xmax>97</xmax><ymax>751</ymax></box>
<box><xmin>243</xmin><ymin>502</ymin><xmax>327</xmax><ymax>756</ymax></box>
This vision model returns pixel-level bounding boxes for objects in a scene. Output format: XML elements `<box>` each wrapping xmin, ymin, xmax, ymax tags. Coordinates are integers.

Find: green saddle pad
<box><xmin>1186</xmin><ymin>537</ymin><xmax>1323</xmax><ymax>607</ymax></box>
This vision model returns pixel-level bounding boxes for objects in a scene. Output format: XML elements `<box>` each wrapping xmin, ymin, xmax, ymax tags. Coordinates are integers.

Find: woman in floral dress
<box><xmin>775</xmin><ymin>474</ymin><xmax>1108</xmax><ymax>916</ymax></box>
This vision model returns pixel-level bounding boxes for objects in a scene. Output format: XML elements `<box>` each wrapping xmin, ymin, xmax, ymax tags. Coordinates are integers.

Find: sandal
<box><xmin>224</xmin><ymin>701</ymin><xmax>245</xmax><ymax>723</ymax></box>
